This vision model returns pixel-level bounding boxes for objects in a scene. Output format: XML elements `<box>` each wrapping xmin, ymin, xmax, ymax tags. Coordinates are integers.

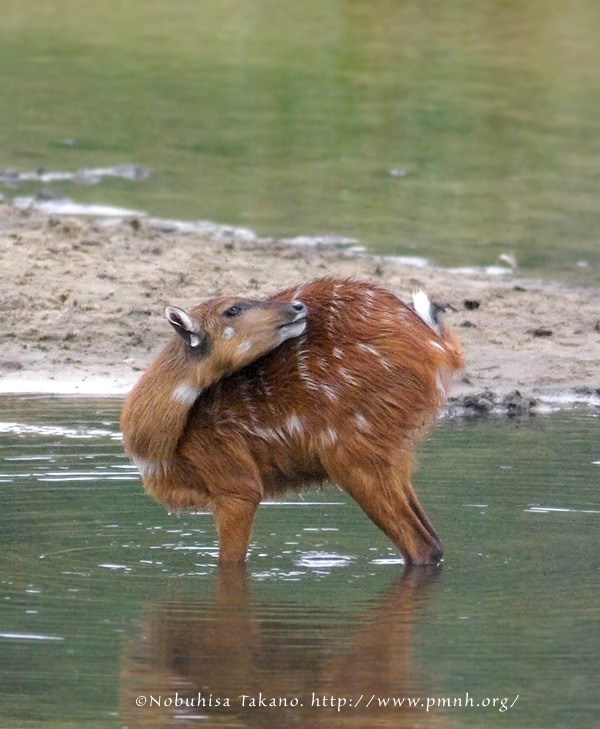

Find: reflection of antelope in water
<box><xmin>120</xmin><ymin>567</ymin><xmax>444</xmax><ymax>728</ymax></box>
<box><xmin>121</xmin><ymin>278</ymin><xmax>463</xmax><ymax>565</ymax></box>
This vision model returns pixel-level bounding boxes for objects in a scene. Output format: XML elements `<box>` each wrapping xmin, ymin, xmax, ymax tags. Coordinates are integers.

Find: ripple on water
<box><xmin>0</xmin><ymin>632</ymin><xmax>65</xmax><ymax>642</ymax></box>
<box><xmin>1</xmin><ymin>397</ymin><xmax>599</xmax><ymax>728</ymax></box>
<box><xmin>295</xmin><ymin>552</ymin><xmax>356</xmax><ymax>569</ymax></box>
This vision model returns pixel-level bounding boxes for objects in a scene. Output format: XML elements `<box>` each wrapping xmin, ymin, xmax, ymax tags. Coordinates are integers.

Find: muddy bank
<box><xmin>0</xmin><ymin>201</ymin><xmax>598</xmax><ymax>415</ymax></box>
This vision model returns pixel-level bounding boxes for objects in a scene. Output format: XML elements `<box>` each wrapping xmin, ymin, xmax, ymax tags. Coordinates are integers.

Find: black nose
<box><xmin>291</xmin><ymin>301</ymin><xmax>307</xmax><ymax>315</ymax></box>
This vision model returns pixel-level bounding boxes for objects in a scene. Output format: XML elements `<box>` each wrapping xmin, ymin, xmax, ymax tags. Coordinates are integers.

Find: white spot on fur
<box><xmin>354</xmin><ymin>412</ymin><xmax>371</xmax><ymax>431</ymax></box>
<box><xmin>223</xmin><ymin>326</ymin><xmax>235</xmax><ymax>340</ymax></box>
<box><xmin>271</xmin><ymin>425</ymin><xmax>287</xmax><ymax>441</ymax></box>
<box><xmin>255</xmin><ymin>427</ymin><xmax>275</xmax><ymax>442</ymax></box>
<box><xmin>319</xmin><ymin>427</ymin><xmax>338</xmax><ymax>448</ymax></box>
<box><xmin>132</xmin><ymin>456</ymin><xmax>166</xmax><ymax>480</ymax></box>
<box><xmin>321</xmin><ymin>384</ymin><xmax>339</xmax><ymax>403</ymax></box>
<box><xmin>237</xmin><ymin>341</ymin><xmax>252</xmax><ymax>354</ymax></box>
<box><xmin>242</xmin><ymin>424</ymin><xmax>282</xmax><ymax>443</ymax></box>
<box><xmin>355</xmin><ymin>305</ymin><xmax>371</xmax><ymax>321</ymax></box>
<box><xmin>245</xmin><ymin>422</ymin><xmax>288</xmax><ymax>443</ymax></box>
<box><xmin>306</xmin><ymin>380</ymin><xmax>322</xmax><ymax>393</ymax></box>
<box><xmin>332</xmin><ymin>347</ymin><xmax>344</xmax><ymax>359</ymax></box>
<box><xmin>357</xmin><ymin>342</ymin><xmax>379</xmax><ymax>357</ymax></box>
<box><xmin>356</xmin><ymin>342</ymin><xmax>392</xmax><ymax>369</ymax></box>
<box><xmin>171</xmin><ymin>382</ymin><xmax>201</xmax><ymax>406</ymax></box>
<box><xmin>295</xmin><ymin>337</ymin><xmax>312</xmax><ymax>385</ymax></box>
<box><xmin>338</xmin><ymin>366</ymin><xmax>360</xmax><ymax>387</ymax></box>
<box><xmin>286</xmin><ymin>414</ymin><xmax>303</xmax><ymax>436</ymax></box>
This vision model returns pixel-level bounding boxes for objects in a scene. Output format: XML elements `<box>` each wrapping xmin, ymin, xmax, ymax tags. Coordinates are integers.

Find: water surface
<box><xmin>1</xmin><ymin>1</ymin><xmax>600</xmax><ymax>282</ymax></box>
<box><xmin>0</xmin><ymin>396</ymin><xmax>598</xmax><ymax>727</ymax></box>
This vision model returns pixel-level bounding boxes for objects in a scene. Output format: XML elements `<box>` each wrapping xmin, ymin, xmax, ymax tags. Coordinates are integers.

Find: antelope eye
<box><xmin>224</xmin><ymin>305</ymin><xmax>242</xmax><ymax>318</ymax></box>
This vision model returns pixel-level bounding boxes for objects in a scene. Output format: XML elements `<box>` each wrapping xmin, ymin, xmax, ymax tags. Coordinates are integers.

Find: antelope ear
<box><xmin>165</xmin><ymin>306</ymin><xmax>207</xmax><ymax>349</ymax></box>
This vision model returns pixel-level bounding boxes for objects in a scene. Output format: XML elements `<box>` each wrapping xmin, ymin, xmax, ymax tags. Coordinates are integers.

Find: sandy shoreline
<box><xmin>1</xmin><ymin>201</ymin><xmax>598</xmax><ymax>415</ymax></box>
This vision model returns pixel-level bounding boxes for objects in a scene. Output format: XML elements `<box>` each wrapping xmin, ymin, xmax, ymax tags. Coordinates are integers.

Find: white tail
<box><xmin>412</xmin><ymin>290</ymin><xmax>440</xmax><ymax>335</ymax></box>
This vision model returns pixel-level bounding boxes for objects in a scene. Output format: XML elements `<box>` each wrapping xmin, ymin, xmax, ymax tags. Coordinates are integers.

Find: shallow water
<box><xmin>0</xmin><ymin>396</ymin><xmax>598</xmax><ymax>727</ymax></box>
<box><xmin>2</xmin><ymin>0</ymin><xmax>600</xmax><ymax>282</ymax></box>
